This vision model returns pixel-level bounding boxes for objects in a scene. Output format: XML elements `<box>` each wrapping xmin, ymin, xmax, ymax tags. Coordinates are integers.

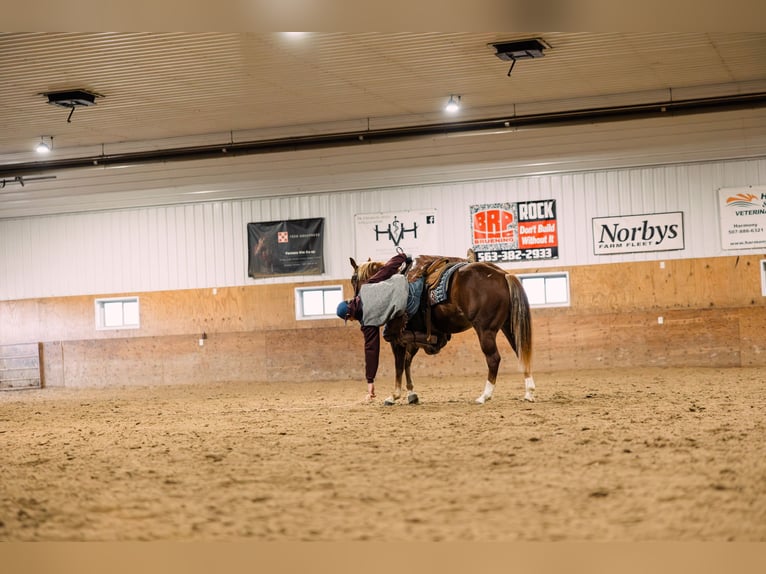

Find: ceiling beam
<box><xmin>3</xmin><ymin>92</ymin><xmax>766</xmax><ymax>179</ymax></box>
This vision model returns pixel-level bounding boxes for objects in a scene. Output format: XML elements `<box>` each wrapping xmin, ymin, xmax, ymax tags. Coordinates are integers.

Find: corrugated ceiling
<box><xmin>2</xmin><ymin>32</ymin><xmax>765</xmax><ymax>157</ymax></box>
<box><xmin>0</xmin><ymin>32</ymin><xmax>765</xmax><ymax>217</ymax></box>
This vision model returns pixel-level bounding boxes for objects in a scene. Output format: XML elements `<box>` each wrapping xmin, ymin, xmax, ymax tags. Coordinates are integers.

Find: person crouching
<box><xmin>337</xmin><ymin>252</ymin><xmax>411</xmax><ymax>402</ymax></box>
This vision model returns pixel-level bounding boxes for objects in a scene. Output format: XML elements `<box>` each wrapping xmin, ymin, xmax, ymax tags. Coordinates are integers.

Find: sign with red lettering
<box><xmin>470</xmin><ymin>201</ymin><xmax>559</xmax><ymax>263</ymax></box>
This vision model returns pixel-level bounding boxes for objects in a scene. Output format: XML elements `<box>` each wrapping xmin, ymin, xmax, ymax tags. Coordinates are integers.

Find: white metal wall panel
<box><xmin>1</xmin><ymin>156</ymin><xmax>766</xmax><ymax>301</ymax></box>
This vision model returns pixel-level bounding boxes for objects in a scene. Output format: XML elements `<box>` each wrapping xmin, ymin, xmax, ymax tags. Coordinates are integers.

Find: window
<box><xmin>518</xmin><ymin>272</ymin><xmax>570</xmax><ymax>307</ymax></box>
<box><xmin>95</xmin><ymin>297</ymin><xmax>140</xmax><ymax>330</ymax></box>
<box><xmin>295</xmin><ymin>285</ymin><xmax>344</xmax><ymax>320</ymax></box>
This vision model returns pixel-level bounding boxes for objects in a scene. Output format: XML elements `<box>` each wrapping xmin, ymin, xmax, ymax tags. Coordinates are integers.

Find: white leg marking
<box><xmin>524</xmin><ymin>376</ymin><xmax>536</xmax><ymax>402</ymax></box>
<box><xmin>475</xmin><ymin>380</ymin><xmax>495</xmax><ymax>404</ymax></box>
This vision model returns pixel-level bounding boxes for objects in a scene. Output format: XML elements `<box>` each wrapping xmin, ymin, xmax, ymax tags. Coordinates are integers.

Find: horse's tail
<box><xmin>505</xmin><ymin>274</ymin><xmax>533</xmax><ymax>375</ymax></box>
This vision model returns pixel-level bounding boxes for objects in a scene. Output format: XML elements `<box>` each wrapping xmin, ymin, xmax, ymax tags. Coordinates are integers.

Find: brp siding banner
<box><xmin>718</xmin><ymin>186</ymin><xmax>766</xmax><ymax>250</ymax></box>
<box><xmin>470</xmin><ymin>200</ymin><xmax>559</xmax><ymax>263</ymax></box>
<box><xmin>247</xmin><ymin>218</ymin><xmax>324</xmax><ymax>278</ymax></box>
<box><xmin>592</xmin><ymin>211</ymin><xmax>685</xmax><ymax>255</ymax></box>
<box><xmin>354</xmin><ymin>209</ymin><xmax>439</xmax><ymax>261</ymax></box>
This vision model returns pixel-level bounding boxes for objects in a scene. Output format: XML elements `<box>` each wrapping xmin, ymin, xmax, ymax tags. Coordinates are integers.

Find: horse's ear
<box><xmin>349</xmin><ymin>257</ymin><xmax>358</xmax><ymax>270</ymax></box>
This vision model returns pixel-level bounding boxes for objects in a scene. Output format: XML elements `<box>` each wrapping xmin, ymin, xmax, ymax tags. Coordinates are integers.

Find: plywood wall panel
<box><xmin>738</xmin><ymin>307</ymin><xmax>766</xmax><ymax>367</ymax></box>
<box><xmin>557</xmin><ymin>255</ymin><xmax>765</xmax><ymax>314</ymax></box>
<box><xmin>40</xmin><ymin>341</ymin><xmax>64</xmax><ymax>387</ymax></box>
<box><xmin>51</xmin><ymin>329</ymin><xmax>367</xmax><ymax>388</ymax></box>
<box><xmin>2</xmin><ymin>254</ymin><xmax>763</xmax><ymax>343</ymax></box>
<box><xmin>0</xmin><ymin>279</ymin><xmax>350</xmax><ymax>346</ymax></box>
<box><xmin>30</xmin><ymin>303</ymin><xmax>765</xmax><ymax>389</ymax></box>
<box><xmin>3</xmin><ymin>254</ymin><xmax>765</xmax><ymax>388</ymax></box>
<box><xmin>531</xmin><ymin>309</ymin><xmax>745</xmax><ymax>372</ymax></box>
<box><xmin>644</xmin><ymin>310</ymin><xmax>742</xmax><ymax>367</ymax></box>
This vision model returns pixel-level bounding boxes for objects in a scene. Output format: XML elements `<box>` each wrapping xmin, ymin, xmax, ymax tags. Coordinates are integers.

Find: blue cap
<box><xmin>336</xmin><ymin>300</ymin><xmax>350</xmax><ymax>320</ymax></box>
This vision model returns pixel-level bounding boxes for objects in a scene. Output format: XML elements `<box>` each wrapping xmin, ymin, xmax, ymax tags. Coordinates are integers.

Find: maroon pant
<box><xmin>360</xmin><ymin>252</ymin><xmax>409</xmax><ymax>384</ymax></box>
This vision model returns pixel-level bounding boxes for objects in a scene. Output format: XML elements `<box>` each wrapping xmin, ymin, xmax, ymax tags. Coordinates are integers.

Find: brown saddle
<box><xmin>408</xmin><ymin>251</ymin><xmax>474</xmax><ymax>292</ymax></box>
<box><xmin>398</xmin><ymin>250</ymin><xmax>475</xmax><ymax>348</ymax></box>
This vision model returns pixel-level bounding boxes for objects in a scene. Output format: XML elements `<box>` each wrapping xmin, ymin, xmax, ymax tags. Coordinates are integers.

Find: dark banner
<box><xmin>247</xmin><ymin>218</ymin><xmax>325</xmax><ymax>278</ymax></box>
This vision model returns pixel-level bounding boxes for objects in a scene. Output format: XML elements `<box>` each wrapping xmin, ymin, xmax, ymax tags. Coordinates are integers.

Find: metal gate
<box><xmin>0</xmin><ymin>343</ymin><xmax>42</xmax><ymax>390</ymax></box>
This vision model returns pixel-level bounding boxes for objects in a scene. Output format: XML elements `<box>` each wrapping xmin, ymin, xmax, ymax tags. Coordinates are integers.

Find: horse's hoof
<box><xmin>383</xmin><ymin>397</ymin><xmax>396</xmax><ymax>406</ymax></box>
<box><xmin>407</xmin><ymin>393</ymin><xmax>419</xmax><ymax>405</ymax></box>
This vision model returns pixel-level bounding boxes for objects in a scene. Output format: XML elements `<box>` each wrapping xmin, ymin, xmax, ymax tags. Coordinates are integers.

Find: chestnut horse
<box><xmin>350</xmin><ymin>255</ymin><xmax>535</xmax><ymax>405</ymax></box>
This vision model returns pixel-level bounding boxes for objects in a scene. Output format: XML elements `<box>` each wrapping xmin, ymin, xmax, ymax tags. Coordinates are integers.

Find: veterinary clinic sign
<box><xmin>470</xmin><ymin>200</ymin><xmax>559</xmax><ymax>263</ymax></box>
<box><xmin>718</xmin><ymin>186</ymin><xmax>766</xmax><ymax>250</ymax></box>
<box><xmin>592</xmin><ymin>211</ymin><xmax>684</xmax><ymax>255</ymax></box>
<box><xmin>354</xmin><ymin>209</ymin><xmax>439</xmax><ymax>261</ymax></box>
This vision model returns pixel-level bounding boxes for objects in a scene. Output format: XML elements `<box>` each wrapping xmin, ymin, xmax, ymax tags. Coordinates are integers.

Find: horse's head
<box><xmin>349</xmin><ymin>256</ymin><xmax>382</xmax><ymax>296</ymax></box>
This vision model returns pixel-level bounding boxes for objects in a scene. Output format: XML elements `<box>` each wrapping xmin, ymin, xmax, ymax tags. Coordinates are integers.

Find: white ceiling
<box><xmin>2</xmin><ymin>32</ymin><xmax>765</xmax><ymax>157</ymax></box>
<box><xmin>1</xmin><ymin>32</ymin><xmax>765</xmax><ymax>216</ymax></box>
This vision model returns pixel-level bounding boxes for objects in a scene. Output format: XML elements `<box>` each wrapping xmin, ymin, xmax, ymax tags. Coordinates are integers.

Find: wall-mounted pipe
<box><xmin>2</xmin><ymin>92</ymin><xmax>766</xmax><ymax>179</ymax></box>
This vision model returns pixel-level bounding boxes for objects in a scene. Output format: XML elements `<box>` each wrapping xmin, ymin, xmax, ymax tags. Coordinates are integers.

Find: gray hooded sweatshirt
<box><xmin>358</xmin><ymin>274</ymin><xmax>409</xmax><ymax>327</ymax></box>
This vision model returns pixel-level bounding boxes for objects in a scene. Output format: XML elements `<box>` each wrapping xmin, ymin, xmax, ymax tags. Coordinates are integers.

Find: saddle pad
<box><xmin>429</xmin><ymin>262</ymin><xmax>468</xmax><ymax>305</ymax></box>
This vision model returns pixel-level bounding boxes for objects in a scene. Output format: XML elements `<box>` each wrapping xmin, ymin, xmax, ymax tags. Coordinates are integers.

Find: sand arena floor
<box><xmin>1</xmin><ymin>366</ymin><xmax>765</xmax><ymax>542</ymax></box>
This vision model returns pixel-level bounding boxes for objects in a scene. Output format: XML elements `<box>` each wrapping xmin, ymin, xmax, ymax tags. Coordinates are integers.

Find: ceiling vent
<box><xmin>489</xmin><ymin>38</ymin><xmax>549</xmax><ymax>76</ymax></box>
<box><xmin>42</xmin><ymin>89</ymin><xmax>102</xmax><ymax>122</ymax></box>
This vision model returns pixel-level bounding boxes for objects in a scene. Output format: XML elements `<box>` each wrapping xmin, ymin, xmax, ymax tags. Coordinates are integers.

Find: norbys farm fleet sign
<box><xmin>470</xmin><ymin>200</ymin><xmax>559</xmax><ymax>263</ymax></box>
<box><xmin>592</xmin><ymin>211</ymin><xmax>685</xmax><ymax>255</ymax></box>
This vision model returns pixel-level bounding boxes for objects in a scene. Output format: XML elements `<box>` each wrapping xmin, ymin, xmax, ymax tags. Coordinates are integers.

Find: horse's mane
<box><xmin>356</xmin><ymin>260</ymin><xmax>383</xmax><ymax>283</ymax></box>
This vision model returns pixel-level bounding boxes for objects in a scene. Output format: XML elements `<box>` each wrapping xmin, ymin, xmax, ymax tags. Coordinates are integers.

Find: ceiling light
<box><xmin>489</xmin><ymin>38</ymin><xmax>549</xmax><ymax>76</ymax></box>
<box><xmin>445</xmin><ymin>95</ymin><xmax>461</xmax><ymax>113</ymax></box>
<box><xmin>35</xmin><ymin>136</ymin><xmax>52</xmax><ymax>154</ymax></box>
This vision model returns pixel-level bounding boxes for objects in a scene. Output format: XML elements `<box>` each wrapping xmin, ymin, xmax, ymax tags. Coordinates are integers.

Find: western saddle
<box><xmin>384</xmin><ymin>250</ymin><xmax>476</xmax><ymax>354</ymax></box>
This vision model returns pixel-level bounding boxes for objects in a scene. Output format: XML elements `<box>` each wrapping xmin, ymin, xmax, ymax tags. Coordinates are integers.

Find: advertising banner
<box><xmin>592</xmin><ymin>211</ymin><xmax>685</xmax><ymax>255</ymax></box>
<box><xmin>470</xmin><ymin>200</ymin><xmax>559</xmax><ymax>263</ymax></box>
<box><xmin>247</xmin><ymin>218</ymin><xmax>324</xmax><ymax>278</ymax></box>
<box><xmin>718</xmin><ymin>186</ymin><xmax>766</xmax><ymax>250</ymax></box>
<box><xmin>354</xmin><ymin>209</ymin><xmax>439</xmax><ymax>261</ymax></box>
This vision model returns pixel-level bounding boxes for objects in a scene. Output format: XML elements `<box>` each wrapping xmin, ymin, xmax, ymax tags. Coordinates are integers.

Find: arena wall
<box><xmin>2</xmin><ymin>146</ymin><xmax>765</xmax><ymax>388</ymax></box>
<box><xmin>2</xmin><ymin>254</ymin><xmax>763</xmax><ymax>388</ymax></box>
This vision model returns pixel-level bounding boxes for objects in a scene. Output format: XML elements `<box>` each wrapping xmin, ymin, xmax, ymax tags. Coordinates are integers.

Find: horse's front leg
<box><xmin>383</xmin><ymin>343</ymin><xmax>406</xmax><ymax>406</ymax></box>
<box><xmin>404</xmin><ymin>344</ymin><xmax>419</xmax><ymax>404</ymax></box>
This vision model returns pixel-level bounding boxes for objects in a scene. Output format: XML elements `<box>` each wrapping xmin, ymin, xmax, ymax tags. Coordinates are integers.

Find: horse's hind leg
<box><xmin>501</xmin><ymin>323</ymin><xmax>535</xmax><ymax>402</ymax></box>
<box><xmin>522</xmin><ymin>369</ymin><xmax>536</xmax><ymax>402</ymax></box>
<box><xmin>475</xmin><ymin>329</ymin><xmax>501</xmax><ymax>404</ymax></box>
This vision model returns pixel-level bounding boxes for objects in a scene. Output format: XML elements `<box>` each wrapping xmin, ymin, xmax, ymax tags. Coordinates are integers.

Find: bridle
<box><xmin>351</xmin><ymin>269</ymin><xmax>360</xmax><ymax>297</ymax></box>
